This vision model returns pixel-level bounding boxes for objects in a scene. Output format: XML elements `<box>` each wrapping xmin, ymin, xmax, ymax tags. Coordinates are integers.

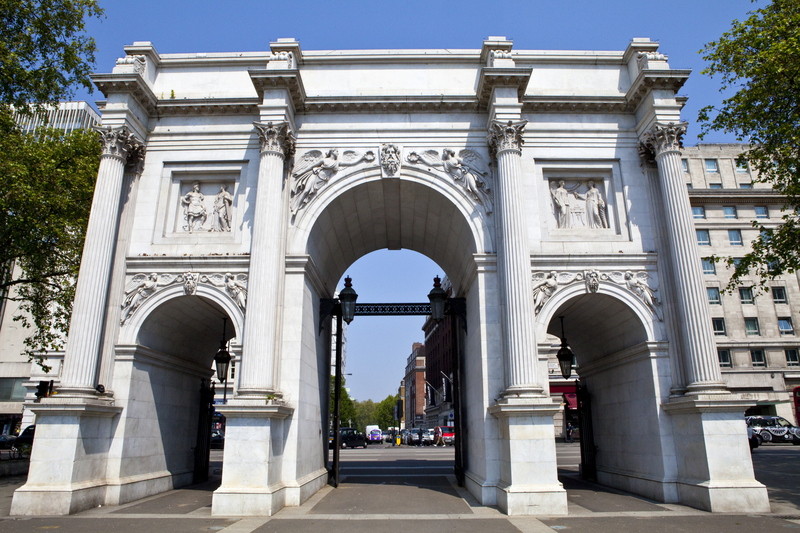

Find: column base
<box><xmin>212</xmin><ymin>486</ymin><xmax>287</xmax><ymax>517</ymax></box>
<box><xmin>488</xmin><ymin>398</ymin><xmax>568</xmax><ymax>516</ymax></box>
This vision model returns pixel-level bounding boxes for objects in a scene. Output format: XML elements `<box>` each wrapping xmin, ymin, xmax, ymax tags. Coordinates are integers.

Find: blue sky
<box><xmin>77</xmin><ymin>0</ymin><xmax>756</xmax><ymax>401</ymax></box>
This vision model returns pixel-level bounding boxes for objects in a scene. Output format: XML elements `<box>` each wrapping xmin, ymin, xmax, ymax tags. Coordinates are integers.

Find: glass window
<box><xmin>712</xmin><ymin>318</ymin><xmax>727</xmax><ymax>336</ymax></box>
<box><xmin>702</xmin><ymin>258</ymin><xmax>716</xmax><ymax>275</ymax></box>
<box><xmin>682</xmin><ymin>159</ymin><xmax>689</xmax><ymax>172</ymax></box>
<box><xmin>755</xmin><ymin>206</ymin><xmax>769</xmax><ymax>219</ymax></box>
<box><xmin>718</xmin><ymin>349</ymin><xmax>732</xmax><ymax>368</ymax></box>
<box><xmin>779</xmin><ymin>318</ymin><xmax>794</xmax><ymax>335</ymax></box>
<box><xmin>786</xmin><ymin>349</ymin><xmax>799</xmax><ymax>367</ymax></box>
<box><xmin>0</xmin><ymin>378</ymin><xmax>26</xmax><ymax>401</ymax></box>
<box><xmin>692</xmin><ymin>206</ymin><xmax>706</xmax><ymax>219</ymax></box>
<box><xmin>707</xmin><ymin>287</ymin><xmax>721</xmax><ymax>305</ymax></box>
<box><xmin>705</xmin><ymin>159</ymin><xmax>719</xmax><ymax>173</ymax></box>
<box><xmin>709</xmin><ymin>183</ymin><xmax>723</xmax><ymax>189</ymax></box>
<box><xmin>728</xmin><ymin>229</ymin><xmax>743</xmax><ymax>246</ymax></box>
<box><xmin>697</xmin><ymin>229</ymin><xmax>711</xmax><ymax>246</ymax></box>
<box><xmin>732</xmin><ymin>258</ymin><xmax>743</xmax><ymax>268</ymax></box>
<box><xmin>739</xmin><ymin>287</ymin><xmax>754</xmax><ymax>304</ymax></box>
<box><xmin>686</xmin><ymin>183</ymin><xmax>693</xmax><ymax>190</ymax></box>
<box><xmin>723</xmin><ymin>206</ymin><xmax>737</xmax><ymax>219</ymax></box>
<box><xmin>745</xmin><ymin>318</ymin><xmax>760</xmax><ymax>336</ymax></box>
<box><xmin>739</xmin><ymin>183</ymin><xmax>753</xmax><ymax>189</ymax></box>
<box><xmin>736</xmin><ymin>162</ymin><xmax>748</xmax><ymax>173</ymax></box>
<box><xmin>750</xmin><ymin>349</ymin><xmax>766</xmax><ymax>367</ymax></box>
<box><xmin>772</xmin><ymin>287</ymin><xmax>787</xmax><ymax>304</ymax></box>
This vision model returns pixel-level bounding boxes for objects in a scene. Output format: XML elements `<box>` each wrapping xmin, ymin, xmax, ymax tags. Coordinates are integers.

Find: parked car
<box><xmin>399</xmin><ymin>429</ymin><xmax>409</xmax><ymax>444</ymax></box>
<box><xmin>422</xmin><ymin>428</ymin><xmax>435</xmax><ymax>446</ymax></box>
<box><xmin>0</xmin><ymin>435</ymin><xmax>17</xmax><ymax>450</ymax></box>
<box><xmin>747</xmin><ymin>427</ymin><xmax>759</xmax><ymax>451</ymax></box>
<box><xmin>407</xmin><ymin>428</ymin><xmax>423</xmax><ymax>446</ymax></box>
<box><xmin>746</xmin><ymin>416</ymin><xmax>800</xmax><ymax>445</ymax></box>
<box><xmin>339</xmin><ymin>427</ymin><xmax>368</xmax><ymax>449</ymax></box>
<box><xmin>439</xmin><ymin>425</ymin><xmax>455</xmax><ymax>446</ymax></box>
<box><xmin>12</xmin><ymin>425</ymin><xmax>34</xmax><ymax>453</ymax></box>
<box><xmin>210</xmin><ymin>431</ymin><xmax>225</xmax><ymax>450</ymax></box>
<box><xmin>382</xmin><ymin>430</ymin><xmax>390</xmax><ymax>442</ymax></box>
<box><xmin>367</xmin><ymin>428</ymin><xmax>383</xmax><ymax>444</ymax></box>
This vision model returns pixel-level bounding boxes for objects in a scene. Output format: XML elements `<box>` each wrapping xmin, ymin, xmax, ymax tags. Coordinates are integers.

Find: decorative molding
<box><xmin>476</xmin><ymin>67</ymin><xmax>532</xmax><ymax>109</ymax></box>
<box><xmin>290</xmin><ymin>148</ymin><xmax>376</xmax><ymax>215</ymax></box>
<box><xmin>92</xmin><ymin>125</ymin><xmax>144</xmax><ymax>164</ymax></box>
<box><xmin>522</xmin><ymin>96</ymin><xmax>634</xmax><ymax>114</ymax></box>
<box><xmin>302</xmin><ymin>96</ymin><xmax>479</xmax><ymax>114</ymax></box>
<box><xmin>115</xmin><ymin>55</ymin><xmax>146</xmax><ymax>75</ymax></box>
<box><xmin>532</xmin><ymin>269</ymin><xmax>662</xmax><ymax>321</ymax></box>
<box><xmin>624</xmin><ymin>69</ymin><xmax>690</xmax><ymax>110</ymax></box>
<box><xmin>639</xmin><ymin>122</ymin><xmax>688</xmax><ymax>161</ymax></box>
<box><xmin>120</xmin><ymin>271</ymin><xmax>248</xmax><ymax>323</ymax></box>
<box><xmin>637</xmin><ymin>51</ymin><xmax>668</xmax><ymax>70</ymax></box>
<box><xmin>687</xmin><ymin>189</ymin><xmax>785</xmax><ymax>205</ymax></box>
<box><xmin>156</xmin><ymin>98</ymin><xmax>259</xmax><ymax>117</ymax></box>
<box><xmin>253</xmin><ymin>121</ymin><xmax>295</xmax><ymax>158</ymax></box>
<box><xmin>405</xmin><ymin>148</ymin><xmax>493</xmax><ymax>213</ymax></box>
<box><xmin>92</xmin><ymin>73</ymin><xmax>158</xmax><ymax>115</ymax></box>
<box><xmin>248</xmin><ymin>69</ymin><xmax>306</xmax><ymax>111</ymax></box>
<box><xmin>380</xmin><ymin>143</ymin><xmax>401</xmax><ymax>177</ymax></box>
<box><xmin>487</xmin><ymin>119</ymin><xmax>527</xmax><ymax>158</ymax></box>
<box><xmin>268</xmin><ymin>51</ymin><xmax>295</xmax><ymax>69</ymax></box>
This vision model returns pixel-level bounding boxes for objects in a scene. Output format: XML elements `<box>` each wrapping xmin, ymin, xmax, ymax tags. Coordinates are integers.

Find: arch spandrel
<box><xmin>288</xmin><ymin>166</ymin><xmax>495</xmax><ymax>294</ymax></box>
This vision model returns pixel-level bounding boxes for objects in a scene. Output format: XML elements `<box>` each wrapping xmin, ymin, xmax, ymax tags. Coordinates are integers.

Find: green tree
<box><xmin>353</xmin><ymin>399</ymin><xmax>377</xmax><ymax>431</ymax></box>
<box><xmin>698</xmin><ymin>0</ymin><xmax>800</xmax><ymax>289</ymax></box>
<box><xmin>330</xmin><ymin>376</ymin><xmax>357</xmax><ymax>428</ymax></box>
<box><xmin>0</xmin><ymin>109</ymin><xmax>101</xmax><ymax>369</ymax></box>
<box><xmin>1</xmin><ymin>0</ymin><xmax>105</xmax><ymax>111</ymax></box>
<box><xmin>373</xmin><ymin>394</ymin><xmax>399</xmax><ymax>430</ymax></box>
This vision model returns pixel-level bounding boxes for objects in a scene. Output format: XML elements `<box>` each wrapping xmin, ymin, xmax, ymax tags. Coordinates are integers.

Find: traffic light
<box><xmin>35</xmin><ymin>380</ymin><xmax>53</xmax><ymax>401</ymax></box>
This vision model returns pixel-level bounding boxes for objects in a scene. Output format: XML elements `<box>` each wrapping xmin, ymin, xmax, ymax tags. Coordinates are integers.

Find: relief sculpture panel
<box><xmin>549</xmin><ymin>179</ymin><xmax>609</xmax><ymax>230</ymax></box>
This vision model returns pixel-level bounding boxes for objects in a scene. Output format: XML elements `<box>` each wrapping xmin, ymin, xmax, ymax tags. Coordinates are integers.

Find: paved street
<box><xmin>0</xmin><ymin>442</ymin><xmax>797</xmax><ymax>532</ymax></box>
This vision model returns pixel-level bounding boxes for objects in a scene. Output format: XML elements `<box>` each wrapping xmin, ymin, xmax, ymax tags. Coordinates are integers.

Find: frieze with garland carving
<box><xmin>120</xmin><ymin>271</ymin><xmax>248</xmax><ymax>323</ymax></box>
<box><xmin>531</xmin><ymin>269</ymin><xmax>662</xmax><ymax>321</ymax></box>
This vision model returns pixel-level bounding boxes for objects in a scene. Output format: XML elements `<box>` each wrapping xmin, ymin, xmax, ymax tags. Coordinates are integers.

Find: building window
<box><xmin>779</xmin><ymin>318</ymin><xmax>794</xmax><ymax>335</ymax></box>
<box><xmin>705</xmin><ymin>159</ymin><xmax>719</xmax><ymax>173</ymax></box>
<box><xmin>723</xmin><ymin>206</ymin><xmax>737</xmax><ymax>219</ymax></box>
<box><xmin>736</xmin><ymin>161</ymin><xmax>749</xmax><ymax>173</ymax></box>
<box><xmin>692</xmin><ymin>206</ymin><xmax>705</xmax><ymax>219</ymax></box>
<box><xmin>702</xmin><ymin>258</ymin><xmax>716</xmax><ymax>275</ymax></box>
<box><xmin>0</xmin><ymin>378</ymin><xmax>26</xmax><ymax>401</ymax></box>
<box><xmin>755</xmin><ymin>206</ymin><xmax>769</xmax><ymax>219</ymax></box>
<box><xmin>709</xmin><ymin>183</ymin><xmax>723</xmax><ymax>189</ymax></box>
<box><xmin>739</xmin><ymin>287</ymin><xmax>754</xmax><ymax>305</ymax></box>
<box><xmin>750</xmin><ymin>349</ymin><xmax>766</xmax><ymax>367</ymax></box>
<box><xmin>686</xmin><ymin>183</ymin><xmax>693</xmax><ymax>190</ymax></box>
<box><xmin>786</xmin><ymin>349</ymin><xmax>799</xmax><ymax>367</ymax></box>
<box><xmin>739</xmin><ymin>183</ymin><xmax>753</xmax><ymax>189</ymax></box>
<box><xmin>728</xmin><ymin>229</ymin><xmax>743</xmax><ymax>246</ymax></box>
<box><xmin>697</xmin><ymin>229</ymin><xmax>711</xmax><ymax>246</ymax></box>
<box><xmin>732</xmin><ymin>257</ymin><xmax>743</xmax><ymax>268</ymax></box>
<box><xmin>712</xmin><ymin>318</ymin><xmax>727</xmax><ymax>336</ymax></box>
<box><xmin>682</xmin><ymin>159</ymin><xmax>689</xmax><ymax>173</ymax></box>
<box><xmin>745</xmin><ymin>317</ymin><xmax>761</xmax><ymax>336</ymax></box>
<box><xmin>707</xmin><ymin>287</ymin><xmax>721</xmax><ymax>305</ymax></box>
<box><xmin>772</xmin><ymin>286</ymin><xmax>788</xmax><ymax>304</ymax></box>
<box><xmin>718</xmin><ymin>349</ymin><xmax>732</xmax><ymax>368</ymax></box>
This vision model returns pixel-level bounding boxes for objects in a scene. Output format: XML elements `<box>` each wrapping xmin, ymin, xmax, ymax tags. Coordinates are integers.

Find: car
<box><xmin>746</xmin><ymin>416</ymin><xmax>800</xmax><ymax>445</ymax></box>
<box><xmin>422</xmin><ymin>428</ymin><xmax>435</xmax><ymax>446</ymax></box>
<box><xmin>382</xmin><ymin>430</ymin><xmax>390</xmax><ymax>442</ymax></box>
<box><xmin>399</xmin><ymin>429</ymin><xmax>409</xmax><ymax>444</ymax></box>
<box><xmin>339</xmin><ymin>427</ymin><xmax>368</xmax><ymax>449</ymax></box>
<box><xmin>210</xmin><ymin>432</ymin><xmax>225</xmax><ymax>450</ymax></box>
<box><xmin>439</xmin><ymin>425</ymin><xmax>455</xmax><ymax>446</ymax></box>
<box><xmin>407</xmin><ymin>428</ymin><xmax>423</xmax><ymax>446</ymax></box>
<box><xmin>12</xmin><ymin>425</ymin><xmax>34</xmax><ymax>454</ymax></box>
<box><xmin>0</xmin><ymin>435</ymin><xmax>17</xmax><ymax>450</ymax></box>
<box><xmin>367</xmin><ymin>428</ymin><xmax>383</xmax><ymax>444</ymax></box>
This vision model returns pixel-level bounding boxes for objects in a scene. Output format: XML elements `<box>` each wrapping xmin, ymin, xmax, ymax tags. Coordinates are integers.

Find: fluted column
<box><xmin>488</xmin><ymin>120</ymin><xmax>543</xmax><ymax>397</ymax></box>
<box><xmin>60</xmin><ymin>126</ymin><xmax>144</xmax><ymax>394</ymax></box>
<box><xmin>237</xmin><ymin>121</ymin><xmax>295</xmax><ymax>397</ymax></box>
<box><xmin>640</xmin><ymin>122</ymin><xmax>725</xmax><ymax>392</ymax></box>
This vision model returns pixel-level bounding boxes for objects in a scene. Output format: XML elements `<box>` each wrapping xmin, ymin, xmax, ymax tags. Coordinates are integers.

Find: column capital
<box><xmin>487</xmin><ymin>119</ymin><xmax>528</xmax><ymax>159</ymax></box>
<box><xmin>92</xmin><ymin>125</ymin><xmax>143</xmax><ymax>164</ymax></box>
<box><xmin>638</xmin><ymin>121</ymin><xmax>688</xmax><ymax>162</ymax></box>
<box><xmin>253</xmin><ymin>121</ymin><xmax>295</xmax><ymax>159</ymax></box>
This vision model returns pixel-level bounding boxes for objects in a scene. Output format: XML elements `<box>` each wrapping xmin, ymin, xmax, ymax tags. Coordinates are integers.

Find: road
<box><xmin>0</xmin><ymin>442</ymin><xmax>796</xmax><ymax>532</ymax></box>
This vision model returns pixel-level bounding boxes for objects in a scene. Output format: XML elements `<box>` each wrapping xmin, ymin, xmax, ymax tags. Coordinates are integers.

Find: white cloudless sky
<box><xmin>76</xmin><ymin>0</ymin><xmax>756</xmax><ymax>401</ymax></box>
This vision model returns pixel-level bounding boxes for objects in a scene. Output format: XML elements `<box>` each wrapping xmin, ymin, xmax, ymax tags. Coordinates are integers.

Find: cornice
<box><xmin>92</xmin><ymin>73</ymin><xmax>158</xmax><ymax>115</ymax></box>
<box><xmin>688</xmin><ymin>189</ymin><xmax>785</xmax><ymax>205</ymax></box>
<box><xmin>522</xmin><ymin>95</ymin><xmax>633</xmax><ymax>114</ymax></box>
<box><xmin>530</xmin><ymin>253</ymin><xmax>659</xmax><ymax>268</ymax></box>
<box><xmin>302</xmin><ymin>95</ymin><xmax>479</xmax><ymax>114</ymax></box>
<box><xmin>126</xmin><ymin>255</ymin><xmax>251</xmax><ymax>272</ymax></box>
<box><xmin>249</xmin><ymin>69</ymin><xmax>306</xmax><ymax>112</ymax></box>
<box><xmin>156</xmin><ymin>98</ymin><xmax>260</xmax><ymax>116</ymax></box>
<box><xmin>625</xmin><ymin>69</ymin><xmax>691</xmax><ymax>109</ymax></box>
<box><xmin>476</xmin><ymin>67</ymin><xmax>533</xmax><ymax>109</ymax></box>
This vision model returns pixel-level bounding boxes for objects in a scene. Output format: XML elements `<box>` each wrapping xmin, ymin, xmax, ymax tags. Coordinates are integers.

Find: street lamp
<box><xmin>556</xmin><ymin>316</ymin><xmax>574</xmax><ymax>380</ymax></box>
<box><xmin>214</xmin><ymin>317</ymin><xmax>232</xmax><ymax>404</ymax></box>
<box><xmin>427</xmin><ymin>276</ymin><xmax>447</xmax><ymax>322</ymax></box>
<box><xmin>339</xmin><ymin>276</ymin><xmax>358</xmax><ymax>324</ymax></box>
<box><xmin>331</xmin><ymin>277</ymin><xmax>357</xmax><ymax>488</ymax></box>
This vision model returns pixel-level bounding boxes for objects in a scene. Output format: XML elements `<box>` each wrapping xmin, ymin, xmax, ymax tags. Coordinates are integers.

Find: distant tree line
<box><xmin>329</xmin><ymin>377</ymin><xmax>398</xmax><ymax>431</ymax></box>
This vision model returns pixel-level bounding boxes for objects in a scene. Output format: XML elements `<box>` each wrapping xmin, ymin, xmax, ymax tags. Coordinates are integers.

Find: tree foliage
<box><xmin>330</xmin><ymin>376</ymin><xmax>357</xmax><ymax>427</ymax></box>
<box><xmin>0</xmin><ymin>108</ymin><xmax>100</xmax><ymax>369</ymax></box>
<box><xmin>373</xmin><ymin>394</ymin><xmax>399</xmax><ymax>430</ymax></box>
<box><xmin>353</xmin><ymin>399</ymin><xmax>376</xmax><ymax>432</ymax></box>
<box><xmin>698</xmin><ymin>0</ymin><xmax>800</xmax><ymax>289</ymax></box>
<box><xmin>0</xmin><ymin>0</ymin><xmax>104</xmax><ymax>111</ymax></box>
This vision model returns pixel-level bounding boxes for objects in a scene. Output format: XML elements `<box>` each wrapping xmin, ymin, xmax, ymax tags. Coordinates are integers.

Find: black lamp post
<box><xmin>214</xmin><ymin>317</ymin><xmax>232</xmax><ymax>404</ymax></box>
<box><xmin>339</xmin><ymin>276</ymin><xmax>358</xmax><ymax>324</ymax></box>
<box><xmin>331</xmin><ymin>277</ymin><xmax>357</xmax><ymax>488</ymax></box>
<box><xmin>427</xmin><ymin>276</ymin><xmax>447</xmax><ymax>322</ymax></box>
<box><xmin>556</xmin><ymin>316</ymin><xmax>574</xmax><ymax>380</ymax></box>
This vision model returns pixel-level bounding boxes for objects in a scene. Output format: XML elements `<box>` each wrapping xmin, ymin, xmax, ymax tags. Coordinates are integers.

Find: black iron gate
<box><xmin>193</xmin><ymin>379</ymin><xmax>215</xmax><ymax>484</ymax></box>
<box><xmin>576</xmin><ymin>380</ymin><xmax>596</xmax><ymax>481</ymax></box>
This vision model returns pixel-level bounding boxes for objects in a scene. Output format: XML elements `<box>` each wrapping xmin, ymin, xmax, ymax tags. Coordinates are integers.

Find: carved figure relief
<box><xmin>531</xmin><ymin>270</ymin><xmax>662</xmax><ymax>321</ymax></box>
<box><xmin>181</xmin><ymin>181</ymin><xmax>207</xmax><ymax>233</ymax></box>
<box><xmin>405</xmin><ymin>149</ymin><xmax>493</xmax><ymax>213</ymax></box>
<box><xmin>175</xmin><ymin>181</ymin><xmax>235</xmax><ymax>234</ymax></box>
<box><xmin>211</xmin><ymin>185</ymin><xmax>234</xmax><ymax>232</ymax></box>
<box><xmin>380</xmin><ymin>144</ymin><xmax>401</xmax><ymax>177</ymax></box>
<box><xmin>549</xmin><ymin>179</ymin><xmax>608</xmax><ymax>229</ymax></box>
<box><xmin>120</xmin><ymin>272</ymin><xmax>248</xmax><ymax>324</ymax></box>
<box><xmin>290</xmin><ymin>149</ymin><xmax>375</xmax><ymax>215</ymax></box>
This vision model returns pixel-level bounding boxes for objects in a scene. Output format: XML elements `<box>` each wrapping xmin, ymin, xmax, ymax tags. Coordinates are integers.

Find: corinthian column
<box><xmin>237</xmin><ymin>121</ymin><xmax>295</xmax><ymax>398</ymax></box>
<box><xmin>60</xmin><ymin>126</ymin><xmax>144</xmax><ymax>395</ymax></box>
<box><xmin>487</xmin><ymin>120</ymin><xmax>543</xmax><ymax>397</ymax></box>
<box><xmin>640</xmin><ymin>122</ymin><xmax>725</xmax><ymax>393</ymax></box>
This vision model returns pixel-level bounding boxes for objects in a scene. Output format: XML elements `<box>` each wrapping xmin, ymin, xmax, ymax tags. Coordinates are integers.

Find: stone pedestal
<box><xmin>10</xmin><ymin>401</ymin><xmax>121</xmax><ymax>516</ymax></box>
<box><xmin>663</xmin><ymin>395</ymin><xmax>770</xmax><ymax>512</ymax></box>
<box><xmin>488</xmin><ymin>400</ymin><xmax>567</xmax><ymax>515</ymax></box>
<box><xmin>212</xmin><ymin>403</ymin><xmax>294</xmax><ymax>516</ymax></box>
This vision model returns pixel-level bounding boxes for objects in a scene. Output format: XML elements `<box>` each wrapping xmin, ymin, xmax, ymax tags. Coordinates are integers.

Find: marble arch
<box><xmin>11</xmin><ymin>37</ymin><xmax>771</xmax><ymax>517</ymax></box>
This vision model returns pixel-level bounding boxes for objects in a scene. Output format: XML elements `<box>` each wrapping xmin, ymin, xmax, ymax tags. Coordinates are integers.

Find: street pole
<box><xmin>332</xmin><ymin>311</ymin><xmax>343</xmax><ymax>488</ymax></box>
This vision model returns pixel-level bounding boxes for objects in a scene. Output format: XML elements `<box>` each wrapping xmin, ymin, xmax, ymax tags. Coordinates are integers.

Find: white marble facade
<box><xmin>11</xmin><ymin>37</ymin><xmax>770</xmax><ymax>517</ymax></box>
